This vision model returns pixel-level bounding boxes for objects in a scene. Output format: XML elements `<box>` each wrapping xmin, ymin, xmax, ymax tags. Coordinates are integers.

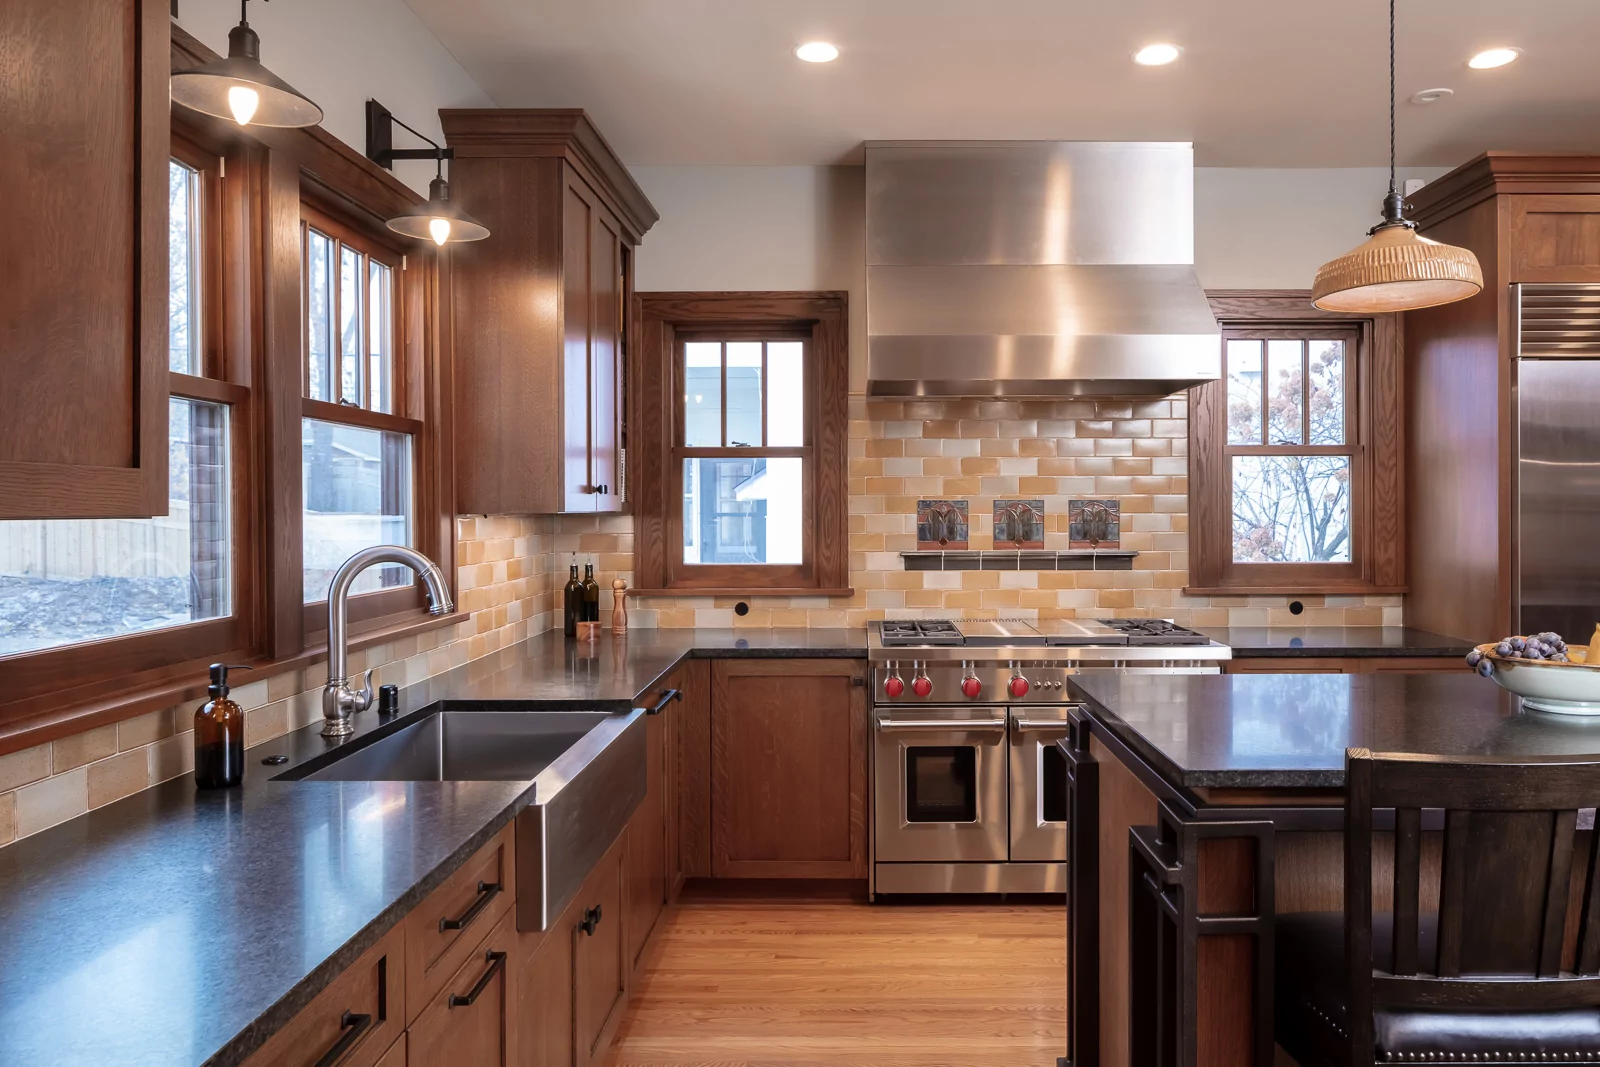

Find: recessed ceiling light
<box><xmin>1410</xmin><ymin>87</ymin><xmax>1454</xmax><ymax>105</ymax></box>
<box><xmin>1133</xmin><ymin>43</ymin><xmax>1182</xmax><ymax>67</ymax></box>
<box><xmin>795</xmin><ymin>41</ymin><xmax>840</xmax><ymax>63</ymax></box>
<box><xmin>1468</xmin><ymin>47</ymin><xmax>1521</xmax><ymax>69</ymax></box>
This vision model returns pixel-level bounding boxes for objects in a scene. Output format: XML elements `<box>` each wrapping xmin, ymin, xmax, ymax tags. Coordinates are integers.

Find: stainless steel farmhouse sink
<box><xmin>276</xmin><ymin>706</ymin><xmax>646</xmax><ymax>932</ymax></box>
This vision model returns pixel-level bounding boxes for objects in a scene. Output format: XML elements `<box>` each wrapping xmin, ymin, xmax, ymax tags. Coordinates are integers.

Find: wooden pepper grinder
<box><xmin>612</xmin><ymin>579</ymin><xmax>629</xmax><ymax>635</ymax></box>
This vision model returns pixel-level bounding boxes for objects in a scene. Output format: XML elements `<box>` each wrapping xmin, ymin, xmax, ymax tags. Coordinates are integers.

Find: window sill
<box><xmin>627</xmin><ymin>588</ymin><xmax>855</xmax><ymax>599</ymax></box>
<box><xmin>0</xmin><ymin>610</ymin><xmax>467</xmax><ymax>759</ymax></box>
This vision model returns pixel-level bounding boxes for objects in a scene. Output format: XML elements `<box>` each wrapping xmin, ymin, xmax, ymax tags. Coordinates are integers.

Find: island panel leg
<box><xmin>1090</xmin><ymin>735</ymin><xmax>1161</xmax><ymax>1067</ymax></box>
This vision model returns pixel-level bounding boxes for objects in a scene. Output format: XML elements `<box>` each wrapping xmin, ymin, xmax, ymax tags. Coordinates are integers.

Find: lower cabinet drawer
<box><xmin>404</xmin><ymin>824</ymin><xmax>516</xmax><ymax>1022</ymax></box>
<box><xmin>242</xmin><ymin>924</ymin><xmax>405</xmax><ymax>1067</ymax></box>
<box><xmin>408</xmin><ymin>913</ymin><xmax>517</xmax><ymax>1067</ymax></box>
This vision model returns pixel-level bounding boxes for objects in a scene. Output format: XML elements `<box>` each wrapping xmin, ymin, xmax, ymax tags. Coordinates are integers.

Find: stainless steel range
<box><xmin>868</xmin><ymin>619</ymin><xmax>1230</xmax><ymax>897</ymax></box>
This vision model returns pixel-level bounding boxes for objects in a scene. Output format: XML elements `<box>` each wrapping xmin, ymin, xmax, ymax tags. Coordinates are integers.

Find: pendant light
<box><xmin>170</xmin><ymin>0</ymin><xmax>323</xmax><ymax>129</ymax></box>
<box><xmin>365</xmin><ymin>101</ymin><xmax>491</xmax><ymax>246</ymax></box>
<box><xmin>1311</xmin><ymin>0</ymin><xmax>1483</xmax><ymax>312</ymax></box>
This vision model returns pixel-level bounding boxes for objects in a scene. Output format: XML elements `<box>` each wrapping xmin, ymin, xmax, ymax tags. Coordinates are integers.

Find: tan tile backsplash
<box><xmin>0</xmin><ymin>514</ymin><xmax>559</xmax><ymax>849</ymax></box>
<box><xmin>567</xmin><ymin>397</ymin><xmax>1402</xmax><ymax>631</ymax></box>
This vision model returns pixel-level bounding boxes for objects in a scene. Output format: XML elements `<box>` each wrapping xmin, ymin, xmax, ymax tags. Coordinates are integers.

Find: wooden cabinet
<box><xmin>624</xmin><ymin>682</ymin><xmax>672</xmax><ymax>973</ymax></box>
<box><xmin>440</xmin><ymin>110</ymin><xmax>658</xmax><ymax>516</ymax></box>
<box><xmin>709</xmin><ymin>659</ymin><xmax>868</xmax><ymax>879</ymax></box>
<box><xmin>514</xmin><ymin>901</ymin><xmax>575</xmax><ymax>1067</ymax></box>
<box><xmin>242</xmin><ymin>924</ymin><xmax>406</xmax><ymax>1067</ymax></box>
<box><xmin>409</xmin><ymin>913</ymin><xmax>516</xmax><ymax>1067</ymax></box>
<box><xmin>0</xmin><ymin>0</ymin><xmax>169</xmax><ymax>518</ymax></box>
<box><xmin>403</xmin><ymin>824</ymin><xmax>516</xmax><ymax>1022</ymax></box>
<box><xmin>676</xmin><ymin>660</ymin><xmax>714</xmax><ymax>881</ymax></box>
<box><xmin>573</xmin><ymin>834</ymin><xmax>628</xmax><ymax>1066</ymax></box>
<box><xmin>1224</xmin><ymin>657</ymin><xmax>1466</xmax><ymax>675</ymax></box>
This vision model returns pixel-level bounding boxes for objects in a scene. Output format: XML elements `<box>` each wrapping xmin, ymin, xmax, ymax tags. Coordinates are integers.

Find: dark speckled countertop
<box><xmin>1071</xmin><ymin>672</ymin><xmax>1600</xmax><ymax>791</ymax></box>
<box><xmin>0</xmin><ymin>628</ymin><xmax>863</xmax><ymax>1067</ymax></box>
<box><xmin>1199</xmin><ymin>625</ymin><xmax>1475</xmax><ymax>658</ymax></box>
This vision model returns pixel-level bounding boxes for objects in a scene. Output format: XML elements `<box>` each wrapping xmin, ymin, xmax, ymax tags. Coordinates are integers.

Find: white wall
<box><xmin>628</xmin><ymin>164</ymin><xmax>1461</xmax><ymax>392</ymax></box>
<box><xmin>174</xmin><ymin>0</ymin><xmax>491</xmax><ymax>197</ymax></box>
<box><xmin>1194</xmin><ymin>167</ymin><xmax>1452</xmax><ymax>289</ymax></box>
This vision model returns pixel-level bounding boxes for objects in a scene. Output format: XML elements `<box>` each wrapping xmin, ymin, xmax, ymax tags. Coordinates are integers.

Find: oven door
<box><xmin>874</xmin><ymin>707</ymin><xmax>1009</xmax><ymax>863</ymax></box>
<box><xmin>1008</xmin><ymin>706</ymin><xmax>1074</xmax><ymax>862</ymax></box>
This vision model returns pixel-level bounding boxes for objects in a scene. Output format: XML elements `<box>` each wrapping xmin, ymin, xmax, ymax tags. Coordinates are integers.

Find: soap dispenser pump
<box><xmin>195</xmin><ymin>663</ymin><xmax>252</xmax><ymax>790</ymax></box>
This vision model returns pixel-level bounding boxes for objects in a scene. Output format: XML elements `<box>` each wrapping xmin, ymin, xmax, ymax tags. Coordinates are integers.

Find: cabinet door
<box><xmin>677</xmin><ymin>660</ymin><xmax>713</xmax><ymax>881</ymax></box>
<box><xmin>625</xmin><ymin>688</ymin><xmax>670</xmax><ymax>974</ymax></box>
<box><xmin>561</xmin><ymin>178</ymin><xmax>597</xmax><ymax>513</ymax></box>
<box><xmin>573</xmin><ymin>840</ymin><xmax>628</xmax><ymax>1067</ymax></box>
<box><xmin>0</xmin><ymin>0</ymin><xmax>168</xmax><ymax>518</ymax></box>
<box><xmin>515</xmin><ymin>911</ymin><xmax>575</xmax><ymax>1067</ymax></box>
<box><xmin>589</xmin><ymin>206</ymin><xmax>624</xmax><ymax>512</ymax></box>
<box><xmin>409</xmin><ymin>914</ymin><xmax>516</xmax><ymax>1067</ymax></box>
<box><xmin>710</xmin><ymin>659</ymin><xmax>868</xmax><ymax>879</ymax></box>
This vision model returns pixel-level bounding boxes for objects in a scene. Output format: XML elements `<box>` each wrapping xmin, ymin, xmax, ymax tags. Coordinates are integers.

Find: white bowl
<box><xmin>1479</xmin><ymin>645</ymin><xmax>1600</xmax><ymax>716</ymax></box>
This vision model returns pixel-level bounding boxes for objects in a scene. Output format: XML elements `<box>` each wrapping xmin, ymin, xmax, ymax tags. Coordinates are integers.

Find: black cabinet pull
<box><xmin>647</xmin><ymin>688</ymin><xmax>682</xmax><ymax>715</ymax></box>
<box><xmin>447</xmin><ymin>949</ymin><xmax>507</xmax><ymax>1009</ymax></box>
<box><xmin>597</xmin><ymin>484</ymin><xmax>608</xmax><ymax>495</ymax></box>
<box><xmin>578</xmin><ymin>904</ymin><xmax>602</xmax><ymax>936</ymax></box>
<box><xmin>313</xmin><ymin>1010</ymin><xmax>373</xmax><ymax>1067</ymax></box>
<box><xmin>439</xmin><ymin>880</ymin><xmax>501</xmax><ymax>933</ymax></box>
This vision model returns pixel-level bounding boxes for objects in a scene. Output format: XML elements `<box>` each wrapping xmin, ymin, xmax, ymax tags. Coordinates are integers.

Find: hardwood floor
<box><xmin>609</xmin><ymin>899</ymin><xmax>1067</xmax><ymax>1067</ymax></box>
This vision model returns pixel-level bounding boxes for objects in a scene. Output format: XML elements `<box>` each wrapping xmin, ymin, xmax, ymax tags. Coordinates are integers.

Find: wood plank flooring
<box><xmin>608</xmin><ymin>900</ymin><xmax>1067</xmax><ymax>1067</ymax></box>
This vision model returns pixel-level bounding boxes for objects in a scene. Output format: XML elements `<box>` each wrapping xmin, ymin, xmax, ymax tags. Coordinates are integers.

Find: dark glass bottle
<box><xmin>562</xmin><ymin>559</ymin><xmax>583</xmax><ymax>637</ymax></box>
<box><xmin>582</xmin><ymin>563</ymin><xmax>601</xmax><ymax>623</ymax></box>
<box><xmin>195</xmin><ymin>662</ymin><xmax>251</xmax><ymax>790</ymax></box>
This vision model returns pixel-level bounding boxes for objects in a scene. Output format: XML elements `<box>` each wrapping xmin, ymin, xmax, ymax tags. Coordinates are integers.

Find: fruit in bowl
<box><xmin>1466</xmin><ymin>628</ymin><xmax>1600</xmax><ymax>715</ymax></box>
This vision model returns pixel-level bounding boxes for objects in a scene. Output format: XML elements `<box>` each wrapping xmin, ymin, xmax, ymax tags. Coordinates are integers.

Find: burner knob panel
<box><xmin>961</xmin><ymin>676</ymin><xmax>982</xmax><ymax>699</ymax></box>
<box><xmin>912</xmin><ymin>675</ymin><xmax>934</xmax><ymax>699</ymax></box>
<box><xmin>1009</xmin><ymin>675</ymin><xmax>1031</xmax><ymax>698</ymax></box>
<box><xmin>884</xmin><ymin>675</ymin><xmax>905</xmax><ymax>698</ymax></box>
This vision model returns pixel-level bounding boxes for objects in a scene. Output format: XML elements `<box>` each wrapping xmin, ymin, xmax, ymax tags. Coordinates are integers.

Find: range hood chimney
<box><xmin>865</xmin><ymin>141</ymin><xmax>1221</xmax><ymax>398</ymax></box>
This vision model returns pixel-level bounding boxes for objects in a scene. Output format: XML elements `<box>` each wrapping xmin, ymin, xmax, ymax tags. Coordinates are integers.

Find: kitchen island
<box><xmin>1063</xmin><ymin>672</ymin><xmax>1600</xmax><ymax>1067</ymax></box>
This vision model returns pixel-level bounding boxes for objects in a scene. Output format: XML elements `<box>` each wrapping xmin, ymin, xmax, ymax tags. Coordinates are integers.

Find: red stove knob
<box><xmin>911</xmin><ymin>675</ymin><xmax>934</xmax><ymax>698</ymax></box>
<box><xmin>1009</xmin><ymin>675</ymin><xmax>1031</xmax><ymax>698</ymax></box>
<box><xmin>961</xmin><ymin>675</ymin><xmax>983</xmax><ymax>699</ymax></box>
<box><xmin>884</xmin><ymin>675</ymin><xmax>905</xmax><ymax>698</ymax></box>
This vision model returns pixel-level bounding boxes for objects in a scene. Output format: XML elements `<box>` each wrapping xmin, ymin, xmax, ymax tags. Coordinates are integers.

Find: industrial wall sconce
<box><xmin>171</xmin><ymin>0</ymin><xmax>323</xmax><ymax>128</ymax></box>
<box><xmin>365</xmin><ymin>100</ymin><xmax>490</xmax><ymax>245</ymax></box>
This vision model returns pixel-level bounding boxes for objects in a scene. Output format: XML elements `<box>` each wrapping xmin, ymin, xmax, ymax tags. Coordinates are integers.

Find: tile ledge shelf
<box><xmin>901</xmin><ymin>550</ymin><xmax>1137</xmax><ymax>572</ymax></box>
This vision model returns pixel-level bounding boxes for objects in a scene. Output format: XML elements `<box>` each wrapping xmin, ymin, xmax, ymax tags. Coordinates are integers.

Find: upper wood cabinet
<box><xmin>1404</xmin><ymin>154</ymin><xmax>1600</xmax><ymax>641</ymax></box>
<box><xmin>0</xmin><ymin>0</ymin><xmax>169</xmax><ymax>518</ymax></box>
<box><xmin>441</xmin><ymin>110</ymin><xmax>658</xmax><ymax>515</ymax></box>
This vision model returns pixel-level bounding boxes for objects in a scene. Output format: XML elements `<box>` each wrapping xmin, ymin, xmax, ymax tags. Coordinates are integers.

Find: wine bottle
<box><xmin>582</xmin><ymin>562</ymin><xmax>601</xmax><ymax>623</ymax></box>
<box><xmin>563</xmin><ymin>556</ymin><xmax>582</xmax><ymax>638</ymax></box>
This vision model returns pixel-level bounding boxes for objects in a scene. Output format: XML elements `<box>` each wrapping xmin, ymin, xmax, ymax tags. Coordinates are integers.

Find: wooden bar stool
<box><xmin>1276</xmin><ymin>748</ymin><xmax>1600</xmax><ymax>1065</ymax></box>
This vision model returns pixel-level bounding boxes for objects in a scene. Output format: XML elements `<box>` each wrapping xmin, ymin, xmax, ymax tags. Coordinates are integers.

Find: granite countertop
<box><xmin>1200</xmin><ymin>625</ymin><xmax>1475</xmax><ymax>658</ymax></box>
<box><xmin>0</xmin><ymin>628</ymin><xmax>865</xmax><ymax>1067</ymax></box>
<box><xmin>1071</xmin><ymin>672</ymin><xmax>1600</xmax><ymax>791</ymax></box>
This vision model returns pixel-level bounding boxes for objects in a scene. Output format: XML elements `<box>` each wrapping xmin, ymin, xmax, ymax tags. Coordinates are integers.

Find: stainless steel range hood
<box><xmin>865</xmin><ymin>141</ymin><xmax>1221</xmax><ymax>398</ymax></box>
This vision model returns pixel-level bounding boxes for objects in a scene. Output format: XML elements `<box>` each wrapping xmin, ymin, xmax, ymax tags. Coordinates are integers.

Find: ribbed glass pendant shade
<box><xmin>1312</xmin><ymin>223</ymin><xmax>1484</xmax><ymax>312</ymax></box>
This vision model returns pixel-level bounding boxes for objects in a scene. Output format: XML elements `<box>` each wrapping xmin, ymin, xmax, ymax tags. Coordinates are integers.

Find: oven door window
<box><xmin>1041</xmin><ymin>742</ymin><xmax>1068</xmax><ymax>824</ymax></box>
<box><xmin>905</xmin><ymin>746</ymin><xmax>978</xmax><ymax>823</ymax></box>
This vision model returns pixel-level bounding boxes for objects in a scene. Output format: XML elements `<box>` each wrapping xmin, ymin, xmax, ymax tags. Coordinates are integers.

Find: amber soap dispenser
<box><xmin>195</xmin><ymin>663</ymin><xmax>251</xmax><ymax>789</ymax></box>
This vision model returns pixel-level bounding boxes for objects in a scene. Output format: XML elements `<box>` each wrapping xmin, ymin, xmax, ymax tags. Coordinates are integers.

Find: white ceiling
<box><xmin>404</xmin><ymin>0</ymin><xmax>1600</xmax><ymax>168</ymax></box>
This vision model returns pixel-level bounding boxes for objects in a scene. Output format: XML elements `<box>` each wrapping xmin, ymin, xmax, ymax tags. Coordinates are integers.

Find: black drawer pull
<box><xmin>579</xmin><ymin>904</ymin><xmax>603</xmax><ymax>936</ymax></box>
<box><xmin>447</xmin><ymin>950</ymin><xmax>507</xmax><ymax>1009</ymax></box>
<box><xmin>439</xmin><ymin>880</ymin><xmax>501</xmax><ymax>933</ymax></box>
<box><xmin>313</xmin><ymin>1010</ymin><xmax>372</xmax><ymax>1067</ymax></box>
<box><xmin>647</xmin><ymin>688</ymin><xmax>682</xmax><ymax>715</ymax></box>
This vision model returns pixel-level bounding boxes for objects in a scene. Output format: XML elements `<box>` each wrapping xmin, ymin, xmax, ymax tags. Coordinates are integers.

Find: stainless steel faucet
<box><xmin>321</xmin><ymin>545</ymin><xmax>454</xmax><ymax>738</ymax></box>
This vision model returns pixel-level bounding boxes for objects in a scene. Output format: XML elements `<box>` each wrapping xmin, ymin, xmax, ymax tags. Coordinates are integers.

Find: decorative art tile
<box><xmin>916</xmin><ymin>499</ymin><xmax>969</xmax><ymax>550</ymax></box>
<box><xmin>1069</xmin><ymin>498</ymin><xmax>1121</xmax><ymax>549</ymax></box>
<box><xmin>992</xmin><ymin>499</ymin><xmax>1045</xmax><ymax>550</ymax></box>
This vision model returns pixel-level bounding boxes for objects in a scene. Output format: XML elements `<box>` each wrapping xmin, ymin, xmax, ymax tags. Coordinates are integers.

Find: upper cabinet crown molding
<box><xmin>439</xmin><ymin>110</ymin><xmax>660</xmax><ymax>244</ymax></box>
<box><xmin>1407</xmin><ymin>152</ymin><xmax>1600</xmax><ymax>229</ymax></box>
<box><xmin>0</xmin><ymin>0</ymin><xmax>170</xmax><ymax>519</ymax></box>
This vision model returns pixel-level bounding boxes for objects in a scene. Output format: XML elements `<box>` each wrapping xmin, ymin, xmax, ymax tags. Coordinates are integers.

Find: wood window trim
<box><xmin>1187</xmin><ymin>290</ymin><xmax>1405</xmax><ymax>596</ymax></box>
<box><xmin>0</xmin><ymin>24</ymin><xmax>458</xmax><ymax>755</ymax></box>
<box><xmin>631</xmin><ymin>292</ymin><xmax>851</xmax><ymax>596</ymax></box>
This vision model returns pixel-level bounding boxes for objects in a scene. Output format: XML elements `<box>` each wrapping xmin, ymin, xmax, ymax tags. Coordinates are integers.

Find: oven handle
<box><xmin>1012</xmin><ymin>718</ymin><xmax>1074</xmax><ymax>732</ymax></box>
<box><xmin>876</xmin><ymin>718</ymin><xmax>1008</xmax><ymax>731</ymax></box>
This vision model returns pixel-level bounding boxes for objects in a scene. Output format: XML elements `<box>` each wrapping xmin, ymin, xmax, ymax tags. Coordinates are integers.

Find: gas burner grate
<box><xmin>1097</xmin><ymin>618</ymin><xmax>1211</xmax><ymax>646</ymax></box>
<box><xmin>878</xmin><ymin>620</ymin><xmax>965</xmax><ymax>647</ymax></box>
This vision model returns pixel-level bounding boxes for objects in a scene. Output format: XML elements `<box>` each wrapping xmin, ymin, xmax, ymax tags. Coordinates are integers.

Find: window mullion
<box><xmin>720</xmin><ymin>341</ymin><xmax>728</xmax><ymax>448</ymax></box>
<box><xmin>760</xmin><ymin>341</ymin><xmax>769</xmax><ymax>447</ymax></box>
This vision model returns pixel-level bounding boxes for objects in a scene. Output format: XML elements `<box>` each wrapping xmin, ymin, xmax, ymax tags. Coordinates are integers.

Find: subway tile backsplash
<box><xmin>562</xmin><ymin>396</ymin><xmax>1403</xmax><ymax>630</ymax></box>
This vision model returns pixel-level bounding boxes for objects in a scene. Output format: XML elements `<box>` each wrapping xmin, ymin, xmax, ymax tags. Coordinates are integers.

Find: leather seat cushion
<box><xmin>1276</xmin><ymin>911</ymin><xmax>1600</xmax><ymax>1060</ymax></box>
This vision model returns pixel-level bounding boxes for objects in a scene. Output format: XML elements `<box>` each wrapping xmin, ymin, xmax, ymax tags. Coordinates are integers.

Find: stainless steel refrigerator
<box><xmin>1515</xmin><ymin>284</ymin><xmax>1600</xmax><ymax>638</ymax></box>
